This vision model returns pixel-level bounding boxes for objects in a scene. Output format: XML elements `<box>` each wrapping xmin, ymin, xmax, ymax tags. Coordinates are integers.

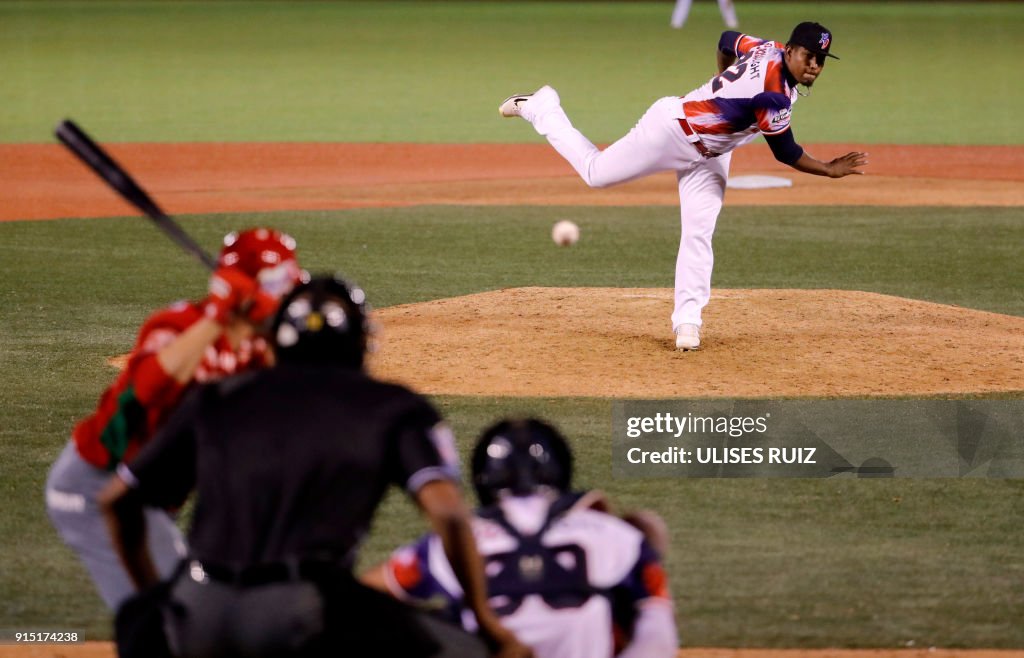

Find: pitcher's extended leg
<box><xmin>672</xmin><ymin>152</ymin><xmax>731</xmax><ymax>331</ymax></box>
<box><xmin>521</xmin><ymin>88</ymin><xmax>698</xmax><ymax>188</ymax></box>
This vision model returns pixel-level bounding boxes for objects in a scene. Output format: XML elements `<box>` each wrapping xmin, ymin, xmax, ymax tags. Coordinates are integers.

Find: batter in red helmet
<box><xmin>45</xmin><ymin>227</ymin><xmax>303</xmax><ymax>611</ymax></box>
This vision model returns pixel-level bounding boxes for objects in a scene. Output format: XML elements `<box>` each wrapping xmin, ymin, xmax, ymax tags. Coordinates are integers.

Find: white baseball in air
<box><xmin>551</xmin><ymin>220</ymin><xmax>580</xmax><ymax>247</ymax></box>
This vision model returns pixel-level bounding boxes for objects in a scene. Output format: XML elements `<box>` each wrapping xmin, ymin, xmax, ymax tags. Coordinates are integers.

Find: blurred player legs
<box><xmin>671</xmin><ymin>0</ymin><xmax>739</xmax><ymax>29</ymax></box>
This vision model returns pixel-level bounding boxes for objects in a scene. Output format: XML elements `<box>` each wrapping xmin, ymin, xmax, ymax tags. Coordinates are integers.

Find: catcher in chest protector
<box><xmin>362</xmin><ymin>418</ymin><xmax>678</xmax><ymax>658</ymax></box>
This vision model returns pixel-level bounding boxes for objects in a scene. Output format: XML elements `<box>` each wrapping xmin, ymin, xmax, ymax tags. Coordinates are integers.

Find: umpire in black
<box><xmin>98</xmin><ymin>275</ymin><xmax>531</xmax><ymax>658</ymax></box>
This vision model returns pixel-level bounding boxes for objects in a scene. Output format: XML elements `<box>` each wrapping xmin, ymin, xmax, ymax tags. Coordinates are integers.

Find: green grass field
<box><xmin>2</xmin><ymin>1</ymin><xmax>1022</xmax><ymax>144</ymax></box>
<box><xmin>2</xmin><ymin>208</ymin><xmax>1022</xmax><ymax>644</ymax></box>
<box><xmin>2</xmin><ymin>0</ymin><xmax>1023</xmax><ymax>649</ymax></box>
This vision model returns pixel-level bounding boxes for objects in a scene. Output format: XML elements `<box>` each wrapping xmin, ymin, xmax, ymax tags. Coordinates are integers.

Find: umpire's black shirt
<box><xmin>122</xmin><ymin>362</ymin><xmax>460</xmax><ymax>568</ymax></box>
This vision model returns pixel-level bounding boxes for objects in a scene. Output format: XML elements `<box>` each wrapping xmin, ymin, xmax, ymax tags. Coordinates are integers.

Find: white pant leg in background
<box><xmin>670</xmin><ymin>0</ymin><xmax>693</xmax><ymax>28</ymax></box>
<box><xmin>528</xmin><ymin>92</ymin><xmax>701</xmax><ymax>189</ymax></box>
<box><xmin>718</xmin><ymin>0</ymin><xmax>739</xmax><ymax>28</ymax></box>
<box><xmin>671</xmin><ymin>152</ymin><xmax>731</xmax><ymax>330</ymax></box>
<box><xmin>672</xmin><ymin>0</ymin><xmax>738</xmax><ymax>29</ymax></box>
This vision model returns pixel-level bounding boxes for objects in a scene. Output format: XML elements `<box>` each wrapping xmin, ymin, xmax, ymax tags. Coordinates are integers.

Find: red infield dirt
<box><xmin>2</xmin><ymin>143</ymin><xmax>1022</xmax><ymax>221</ymax></box>
<box><xmin>20</xmin><ymin>141</ymin><xmax>1023</xmax><ymax>398</ymax></box>
<box><xmin>5</xmin><ymin>144</ymin><xmax>1023</xmax><ymax>654</ymax></box>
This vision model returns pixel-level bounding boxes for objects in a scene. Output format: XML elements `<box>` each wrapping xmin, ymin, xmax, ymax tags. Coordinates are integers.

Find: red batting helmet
<box><xmin>218</xmin><ymin>227</ymin><xmax>303</xmax><ymax>298</ymax></box>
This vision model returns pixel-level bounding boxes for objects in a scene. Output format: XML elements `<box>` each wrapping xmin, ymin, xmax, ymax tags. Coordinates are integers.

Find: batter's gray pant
<box><xmin>45</xmin><ymin>441</ymin><xmax>186</xmax><ymax>610</ymax></box>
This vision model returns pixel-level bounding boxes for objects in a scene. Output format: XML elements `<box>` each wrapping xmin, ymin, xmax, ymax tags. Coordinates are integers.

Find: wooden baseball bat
<box><xmin>54</xmin><ymin>119</ymin><xmax>218</xmax><ymax>271</ymax></box>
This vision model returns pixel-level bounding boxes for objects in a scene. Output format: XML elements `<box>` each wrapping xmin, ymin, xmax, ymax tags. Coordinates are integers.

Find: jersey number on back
<box><xmin>711</xmin><ymin>53</ymin><xmax>752</xmax><ymax>92</ymax></box>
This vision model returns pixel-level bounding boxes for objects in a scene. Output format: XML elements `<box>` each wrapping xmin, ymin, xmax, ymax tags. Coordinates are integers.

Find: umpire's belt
<box><xmin>192</xmin><ymin>558</ymin><xmax>337</xmax><ymax>587</ymax></box>
<box><xmin>678</xmin><ymin>118</ymin><xmax>720</xmax><ymax>158</ymax></box>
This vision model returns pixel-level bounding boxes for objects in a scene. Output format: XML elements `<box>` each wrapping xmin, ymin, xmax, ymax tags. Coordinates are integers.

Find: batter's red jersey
<box><xmin>72</xmin><ymin>300</ymin><xmax>270</xmax><ymax>470</ymax></box>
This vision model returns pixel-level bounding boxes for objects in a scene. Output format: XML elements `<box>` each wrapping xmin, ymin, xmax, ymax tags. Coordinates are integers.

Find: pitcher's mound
<box><xmin>369</xmin><ymin>287</ymin><xmax>1024</xmax><ymax>398</ymax></box>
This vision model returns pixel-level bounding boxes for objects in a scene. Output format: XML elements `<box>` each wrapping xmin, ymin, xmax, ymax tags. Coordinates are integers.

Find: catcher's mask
<box><xmin>471</xmin><ymin>418</ymin><xmax>573</xmax><ymax>506</ymax></box>
<box><xmin>271</xmin><ymin>274</ymin><xmax>370</xmax><ymax>368</ymax></box>
<box><xmin>219</xmin><ymin>227</ymin><xmax>305</xmax><ymax>299</ymax></box>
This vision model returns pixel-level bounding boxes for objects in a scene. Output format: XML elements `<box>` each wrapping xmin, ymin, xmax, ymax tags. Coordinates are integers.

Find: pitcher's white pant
<box><xmin>524</xmin><ymin>88</ymin><xmax>731</xmax><ymax>331</ymax></box>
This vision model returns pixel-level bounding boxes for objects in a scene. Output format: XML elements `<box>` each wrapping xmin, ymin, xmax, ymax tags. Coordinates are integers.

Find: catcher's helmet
<box><xmin>271</xmin><ymin>274</ymin><xmax>370</xmax><ymax>368</ymax></box>
<box><xmin>471</xmin><ymin>418</ymin><xmax>573</xmax><ymax>506</ymax></box>
<box><xmin>219</xmin><ymin>227</ymin><xmax>303</xmax><ymax>298</ymax></box>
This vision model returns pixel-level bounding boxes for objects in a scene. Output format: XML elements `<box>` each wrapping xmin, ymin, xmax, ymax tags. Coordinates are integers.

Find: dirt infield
<box><xmin>2</xmin><ymin>143</ymin><xmax>1022</xmax><ymax>221</ymax></box>
<box><xmin>101</xmin><ymin>288</ymin><xmax>1024</xmax><ymax>397</ymax></box>
<box><xmin>2</xmin><ymin>644</ymin><xmax>1021</xmax><ymax>658</ymax></box>
<box><xmin>30</xmin><ymin>141</ymin><xmax>1020</xmax><ymax>399</ymax></box>
<box><xmin>369</xmin><ymin>287</ymin><xmax>1024</xmax><ymax>397</ymax></box>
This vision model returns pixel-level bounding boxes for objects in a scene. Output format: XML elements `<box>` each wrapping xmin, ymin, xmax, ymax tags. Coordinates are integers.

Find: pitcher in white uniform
<box><xmin>500</xmin><ymin>22</ymin><xmax>867</xmax><ymax>351</ymax></box>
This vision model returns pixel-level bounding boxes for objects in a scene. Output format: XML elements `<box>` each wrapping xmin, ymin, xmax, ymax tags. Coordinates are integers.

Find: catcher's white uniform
<box><xmin>381</xmin><ymin>493</ymin><xmax>678</xmax><ymax>658</ymax></box>
<box><xmin>513</xmin><ymin>32</ymin><xmax>803</xmax><ymax>336</ymax></box>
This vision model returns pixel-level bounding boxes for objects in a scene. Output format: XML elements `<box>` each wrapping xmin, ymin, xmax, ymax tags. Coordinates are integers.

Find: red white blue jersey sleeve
<box><xmin>677</xmin><ymin>33</ymin><xmax>799</xmax><ymax>155</ymax></box>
